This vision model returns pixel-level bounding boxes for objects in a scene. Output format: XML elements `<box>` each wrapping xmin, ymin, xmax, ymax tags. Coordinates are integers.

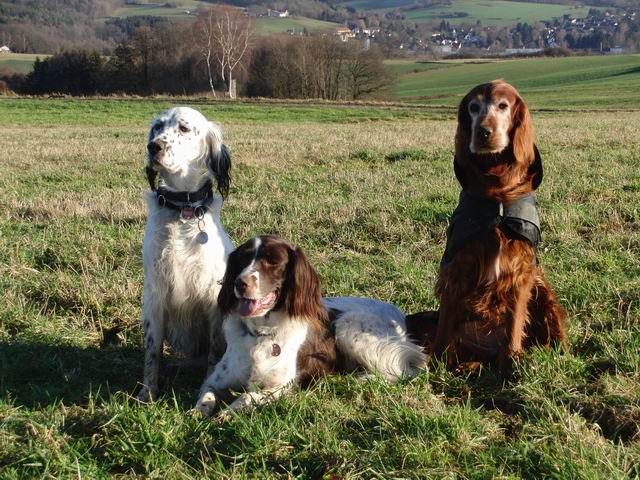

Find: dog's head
<box><xmin>218</xmin><ymin>235</ymin><xmax>325</xmax><ymax>321</ymax></box>
<box><xmin>146</xmin><ymin>107</ymin><xmax>230</xmax><ymax>196</ymax></box>
<box><xmin>454</xmin><ymin>81</ymin><xmax>542</xmax><ymax>194</ymax></box>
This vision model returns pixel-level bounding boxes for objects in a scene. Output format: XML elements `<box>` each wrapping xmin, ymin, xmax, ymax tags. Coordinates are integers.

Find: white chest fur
<box><xmin>223</xmin><ymin>313</ymin><xmax>309</xmax><ymax>391</ymax></box>
<box><xmin>143</xmin><ymin>194</ymin><xmax>232</xmax><ymax>312</ymax></box>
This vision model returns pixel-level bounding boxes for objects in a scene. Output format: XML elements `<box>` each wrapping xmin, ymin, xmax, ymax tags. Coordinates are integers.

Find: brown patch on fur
<box><xmin>218</xmin><ymin>235</ymin><xmax>337</xmax><ymax>381</ymax></box>
<box><xmin>296</xmin><ymin>320</ymin><xmax>337</xmax><ymax>385</ymax></box>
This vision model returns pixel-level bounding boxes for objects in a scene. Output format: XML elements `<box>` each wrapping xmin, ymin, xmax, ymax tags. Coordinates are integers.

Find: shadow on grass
<box><xmin>610</xmin><ymin>66</ymin><xmax>640</xmax><ymax>78</ymax></box>
<box><xmin>0</xmin><ymin>341</ymin><xmax>205</xmax><ymax>408</ymax></box>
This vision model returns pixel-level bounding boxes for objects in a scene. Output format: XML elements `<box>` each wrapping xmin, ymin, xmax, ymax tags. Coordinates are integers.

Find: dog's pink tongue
<box><xmin>238</xmin><ymin>298</ymin><xmax>260</xmax><ymax>317</ymax></box>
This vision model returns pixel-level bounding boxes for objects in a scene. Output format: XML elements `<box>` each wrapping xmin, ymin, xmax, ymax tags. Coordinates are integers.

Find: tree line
<box><xmin>247</xmin><ymin>36</ymin><xmax>392</xmax><ymax>100</ymax></box>
<box><xmin>1</xmin><ymin>8</ymin><xmax>393</xmax><ymax>101</ymax></box>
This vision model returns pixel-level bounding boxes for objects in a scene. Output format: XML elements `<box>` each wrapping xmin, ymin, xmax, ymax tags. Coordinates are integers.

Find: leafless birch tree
<box><xmin>196</xmin><ymin>10</ymin><xmax>217</xmax><ymax>96</ymax></box>
<box><xmin>197</xmin><ymin>7</ymin><xmax>252</xmax><ymax>98</ymax></box>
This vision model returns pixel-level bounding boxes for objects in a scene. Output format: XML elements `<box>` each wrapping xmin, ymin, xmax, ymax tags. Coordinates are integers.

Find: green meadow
<box><xmin>0</xmin><ymin>93</ymin><xmax>638</xmax><ymax>477</ymax></box>
<box><xmin>109</xmin><ymin>0</ymin><xmax>210</xmax><ymax>18</ymax></box>
<box><xmin>341</xmin><ymin>0</ymin><xmax>596</xmax><ymax>26</ymax></box>
<box><xmin>254</xmin><ymin>16</ymin><xmax>339</xmax><ymax>34</ymax></box>
<box><xmin>0</xmin><ymin>53</ymin><xmax>49</xmax><ymax>75</ymax></box>
<box><xmin>390</xmin><ymin>54</ymin><xmax>640</xmax><ymax>109</ymax></box>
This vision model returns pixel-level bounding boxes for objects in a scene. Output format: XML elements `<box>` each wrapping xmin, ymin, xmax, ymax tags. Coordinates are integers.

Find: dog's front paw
<box><xmin>136</xmin><ymin>386</ymin><xmax>157</xmax><ymax>402</ymax></box>
<box><xmin>216</xmin><ymin>408</ymin><xmax>235</xmax><ymax>422</ymax></box>
<box><xmin>195</xmin><ymin>391</ymin><xmax>218</xmax><ymax>417</ymax></box>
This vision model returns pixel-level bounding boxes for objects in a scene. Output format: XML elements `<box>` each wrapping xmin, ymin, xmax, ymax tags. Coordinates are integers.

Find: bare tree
<box><xmin>198</xmin><ymin>7</ymin><xmax>252</xmax><ymax>99</ymax></box>
<box><xmin>196</xmin><ymin>10</ymin><xmax>218</xmax><ymax>96</ymax></box>
<box><xmin>246</xmin><ymin>36</ymin><xmax>393</xmax><ymax>101</ymax></box>
<box><xmin>344</xmin><ymin>45</ymin><xmax>394</xmax><ymax>100</ymax></box>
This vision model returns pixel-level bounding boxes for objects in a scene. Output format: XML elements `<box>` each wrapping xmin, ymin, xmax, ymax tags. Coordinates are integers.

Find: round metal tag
<box><xmin>196</xmin><ymin>231</ymin><xmax>209</xmax><ymax>245</ymax></box>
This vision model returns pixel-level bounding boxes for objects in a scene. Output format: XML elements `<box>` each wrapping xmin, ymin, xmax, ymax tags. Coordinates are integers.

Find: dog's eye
<box><xmin>469</xmin><ymin>103</ymin><xmax>480</xmax><ymax>113</ymax></box>
<box><xmin>262</xmin><ymin>255</ymin><xmax>278</xmax><ymax>266</ymax></box>
<box><xmin>153</xmin><ymin>122</ymin><xmax>163</xmax><ymax>131</ymax></box>
<box><xmin>179</xmin><ymin>125</ymin><xmax>190</xmax><ymax>133</ymax></box>
<box><xmin>498</xmin><ymin>102</ymin><xmax>509</xmax><ymax>110</ymax></box>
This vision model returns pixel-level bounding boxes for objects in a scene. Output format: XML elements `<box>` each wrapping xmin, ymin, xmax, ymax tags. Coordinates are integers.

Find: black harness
<box><xmin>440</xmin><ymin>190</ymin><xmax>541</xmax><ymax>267</ymax></box>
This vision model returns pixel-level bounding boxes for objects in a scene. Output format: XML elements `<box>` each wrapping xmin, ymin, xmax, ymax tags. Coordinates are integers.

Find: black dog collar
<box><xmin>146</xmin><ymin>167</ymin><xmax>213</xmax><ymax>244</ymax></box>
<box><xmin>146</xmin><ymin>166</ymin><xmax>214</xmax><ymax>212</ymax></box>
<box><xmin>155</xmin><ymin>180</ymin><xmax>213</xmax><ymax>212</ymax></box>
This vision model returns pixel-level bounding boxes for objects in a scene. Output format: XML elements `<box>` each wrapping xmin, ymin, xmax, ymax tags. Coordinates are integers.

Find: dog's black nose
<box><xmin>234</xmin><ymin>277</ymin><xmax>248</xmax><ymax>295</ymax></box>
<box><xmin>147</xmin><ymin>140</ymin><xmax>165</xmax><ymax>155</ymax></box>
<box><xmin>478</xmin><ymin>126</ymin><xmax>492</xmax><ymax>140</ymax></box>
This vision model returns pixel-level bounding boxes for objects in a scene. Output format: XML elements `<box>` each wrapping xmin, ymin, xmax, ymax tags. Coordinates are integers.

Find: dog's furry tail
<box><xmin>335</xmin><ymin>312</ymin><xmax>428</xmax><ymax>383</ymax></box>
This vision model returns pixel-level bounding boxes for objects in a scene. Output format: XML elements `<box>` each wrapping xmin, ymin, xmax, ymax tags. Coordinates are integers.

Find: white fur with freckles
<box><xmin>196</xmin><ymin>310</ymin><xmax>308</xmax><ymax>417</ymax></box>
<box><xmin>138</xmin><ymin>107</ymin><xmax>233</xmax><ymax>402</ymax></box>
<box><xmin>325</xmin><ymin>297</ymin><xmax>427</xmax><ymax>382</ymax></box>
<box><xmin>196</xmin><ymin>296</ymin><xmax>427</xmax><ymax>417</ymax></box>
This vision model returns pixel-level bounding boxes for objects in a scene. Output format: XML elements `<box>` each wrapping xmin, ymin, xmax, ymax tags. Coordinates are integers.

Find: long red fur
<box><xmin>423</xmin><ymin>81</ymin><xmax>567</xmax><ymax>371</ymax></box>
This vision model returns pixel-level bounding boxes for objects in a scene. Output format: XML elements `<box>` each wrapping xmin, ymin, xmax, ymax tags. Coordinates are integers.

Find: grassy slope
<box><xmin>109</xmin><ymin>2</ymin><xmax>338</xmax><ymax>33</ymax></box>
<box><xmin>390</xmin><ymin>54</ymin><xmax>640</xmax><ymax>108</ymax></box>
<box><xmin>0</xmin><ymin>53</ymin><xmax>49</xmax><ymax>75</ymax></box>
<box><xmin>404</xmin><ymin>0</ymin><xmax>594</xmax><ymax>26</ymax></box>
<box><xmin>385</xmin><ymin>58</ymin><xmax>465</xmax><ymax>75</ymax></box>
<box><xmin>109</xmin><ymin>0</ymin><xmax>211</xmax><ymax>18</ymax></box>
<box><xmin>341</xmin><ymin>0</ymin><xmax>416</xmax><ymax>12</ymax></box>
<box><xmin>0</xmin><ymin>97</ymin><xmax>639</xmax><ymax>477</ymax></box>
<box><xmin>342</xmin><ymin>0</ymin><xmax>595</xmax><ymax>25</ymax></box>
<box><xmin>254</xmin><ymin>16</ymin><xmax>339</xmax><ymax>34</ymax></box>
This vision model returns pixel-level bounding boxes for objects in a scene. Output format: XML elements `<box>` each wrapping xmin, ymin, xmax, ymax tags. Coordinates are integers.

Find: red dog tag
<box><xmin>272</xmin><ymin>344</ymin><xmax>281</xmax><ymax>357</ymax></box>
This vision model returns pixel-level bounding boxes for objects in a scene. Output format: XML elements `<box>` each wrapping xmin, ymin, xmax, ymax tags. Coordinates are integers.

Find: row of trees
<box><xmin>248</xmin><ymin>36</ymin><xmax>392</xmax><ymax>100</ymax></box>
<box><xmin>3</xmin><ymin>7</ymin><xmax>392</xmax><ymax>101</ymax></box>
<box><xmin>0</xmin><ymin>0</ymin><xmax>364</xmax><ymax>54</ymax></box>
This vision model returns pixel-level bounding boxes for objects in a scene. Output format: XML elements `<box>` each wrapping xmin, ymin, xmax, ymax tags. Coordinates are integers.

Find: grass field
<box><xmin>109</xmin><ymin>0</ymin><xmax>210</xmax><ymax>18</ymax></box>
<box><xmin>254</xmin><ymin>16</ymin><xmax>339</xmax><ymax>34</ymax></box>
<box><xmin>0</xmin><ymin>96</ymin><xmax>639</xmax><ymax>477</ymax></box>
<box><xmin>0</xmin><ymin>53</ymin><xmax>49</xmax><ymax>75</ymax></box>
<box><xmin>342</xmin><ymin>0</ymin><xmax>596</xmax><ymax>25</ymax></box>
<box><xmin>109</xmin><ymin>1</ymin><xmax>337</xmax><ymax>34</ymax></box>
<box><xmin>390</xmin><ymin>54</ymin><xmax>640</xmax><ymax>109</ymax></box>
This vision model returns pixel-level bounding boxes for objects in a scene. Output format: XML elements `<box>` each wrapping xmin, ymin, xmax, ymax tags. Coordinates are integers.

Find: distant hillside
<box><xmin>388</xmin><ymin>54</ymin><xmax>640</xmax><ymax>108</ymax></box>
<box><xmin>110</xmin><ymin>0</ymin><xmax>214</xmax><ymax>19</ymax></box>
<box><xmin>339</xmin><ymin>0</ymin><xmax>598</xmax><ymax>26</ymax></box>
<box><xmin>0</xmin><ymin>0</ymin><xmax>345</xmax><ymax>54</ymax></box>
<box><xmin>254</xmin><ymin>15</ymin><xmax>338</xmax><ymax>33</ymax></box>
<box><xmin>0</xmin><ymin>0</ymin><xmax>121</xmax><ymax>52</ymax></box>
<box><xmin>0</xmin><ymin>53</ymin><xmax>49</xmax><ymax>75</ymax></box>
<box><xmin>511</xmin><ymin>0</ymin><xmax>636</xmax><ymax>6</ymax></box>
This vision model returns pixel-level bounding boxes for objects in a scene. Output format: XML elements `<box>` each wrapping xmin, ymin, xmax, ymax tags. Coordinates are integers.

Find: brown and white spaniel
<box><xmin>412</xmin><ymin>81</ymin><xmax>566</xmax><ymax>372</ymax></box>
<box><xmin>195</xmin><ymin>235</ymin><xmax>426</xmax><ymax>417</ymax></box>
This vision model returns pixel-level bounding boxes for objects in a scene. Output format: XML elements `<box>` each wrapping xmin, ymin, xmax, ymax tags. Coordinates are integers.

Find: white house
<box><xmin>335</xmin><ymin>27</ymin><xmax>356</xmax><ymax>42</ymax></box>
<box><xmin>267</xmin><ymin>9</ymin><xmax>289</xmax><ymax>18</ymax></box>
<box><xmin>0</xmin><ymin>46</ymin><xmax>10</xmax><ymax>54</ymax></box>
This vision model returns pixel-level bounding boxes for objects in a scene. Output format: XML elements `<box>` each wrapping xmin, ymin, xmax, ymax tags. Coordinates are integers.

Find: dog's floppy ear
<box><xmin>206</xmin><ymin>121</ymin><xmax>231</xmax><ymax>198</ymax></box>
<box><xmin>145</xmin><ymin>166</ymin><xmax>158</xmax><ymax>191</ymax></box>
<box><xmin>146</xmin><ymin>121</ymin><xmax>159</xmax><ymax>190</ymax></box>
<box><xmin>217</xmin><ymin>248</ymin><xmax>240</xmax><ymax>314</ymax></box>
<box><xmin>512</xmin><ymin>94</ymin><xmax>535</xmax><ymax>167</ymax></box>
<box><xmin>283</xmin><ymin>246</ymin><xmax>325</xmax><ymax>320</ymax></box>
<box><xmin>454</xmin><ymin>94</ymin><xmax>473</xmax><ymax>188</ymax></box>
<box><xmin>530</xmin><ymin>144</ymin><xmax>544</xmax><ymax>190</ymax></box>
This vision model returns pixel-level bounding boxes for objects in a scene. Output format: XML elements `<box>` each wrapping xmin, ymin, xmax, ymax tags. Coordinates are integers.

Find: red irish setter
<box><xmin>408</xmin><ymin>81</ymin><xmax>566</xmax><ymax>372</ymax></box>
